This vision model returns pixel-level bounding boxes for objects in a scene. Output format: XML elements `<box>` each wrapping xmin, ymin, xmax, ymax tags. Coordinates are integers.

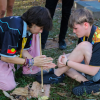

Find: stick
<box><xmin>39</xmin><ymin>33</ymin><xmax>44</xmax><ymax>93</ymax></box>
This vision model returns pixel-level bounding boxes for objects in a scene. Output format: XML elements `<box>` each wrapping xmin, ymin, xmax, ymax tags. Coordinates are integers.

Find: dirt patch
<box><xmin>45</xmin><ymin>34</ymin><xmax>77</xmax><ymax>49</ymax></box>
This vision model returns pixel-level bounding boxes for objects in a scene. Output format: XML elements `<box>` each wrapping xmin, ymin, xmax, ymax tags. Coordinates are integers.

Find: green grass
<box><xmin>1</xmin><ymin>0</ymin><xmax>100</xmax><ymax>100</ymax></box>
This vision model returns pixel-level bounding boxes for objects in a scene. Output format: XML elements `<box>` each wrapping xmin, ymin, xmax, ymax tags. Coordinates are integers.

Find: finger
<box><xmin>45</xmin><ymin>63</ymin><xmax>56</xmax><ymax>68</ymax></box>
<box><xmin>45</xmin><ymin>58</ymin><xmax>53</xmax><ymax>61</ymax></box>
<box><xmin>58</xmin><ymin>62</ymin><xmax>63</xmax><ymax>65</ymax></box>
<box><xmin>43</xmin><ymin>59</ymin><xmax>53</xmax><ymax>63</ymax></box>
<box><xmin>57</xmin><ymin>62</ymin><xmax>65</xmax><ymax>67</ymax></box>
<box><xmin>42</xmin><ymin>65</ymin><xmax>51</xmax><ymax>70</ymax></box>
<box><xmin>58</xmin><ymin>56</ymin><xmax>62</xmax><ymax>62</ymax></box>
<box><xmin>62</xmin><ymin>55</ymin><xmax>66</xmax><ymax>58</ymax></box>
<box><xmin>43</xmin><ymin>58</ymin><xmax>46</xmax><ymax>60</ymax></box>
<box><xmin>43</xmin><ymin>63</ymin><xmax>56</xmax><ymax>66</ymax></box>
<box><xmin>58</xmin><ymin>55</ymin><xmax>62</xmax><ymax>61</ymax></box>
<box><xmin>40</xmin><ymin>55</ymin><xmax>46</xmax><ymax>58</ymax></box>
<box><xmin>57</xmin><ymin>63</ymin><xmax>65</xmax><ymax>67</ymax></box>
<box><xmin>43</xmin><ymin>67</ymin><xmax>47</xmax><ymax>70</ymax></box>
<box><xmin>46</xmin><ymin>57</ymin><xmax>53</xmax><ymax>59</ymax></box>
<box><xmin>44</xmin><ymin>63</ymin><xmax>56</xmax><ymax>66</ymax></box>
<box><xmin>41</xmin><ymin>58</ymin><xmax>52</xmax><ymax>62</ymax></box>
<box><xmin>58</xmin><ymin>57</ymin><xmax>64</xmax><ymax>64</ymax></box>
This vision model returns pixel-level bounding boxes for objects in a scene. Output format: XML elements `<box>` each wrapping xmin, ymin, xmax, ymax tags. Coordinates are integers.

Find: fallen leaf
<box><xmin>38</xmin><ymin>96</ymin><xmax>49</xmax><ymax>100</ymax></box>
<box><xmin>30</xmin><ymin>81</ymin><xmax>50</xmax><ymax>99</ymax></box>
<box><xmin>11</xmin><ymin>87</ymin><xmax>28</xmax><ymax>97</ymax></box>
<box><xmin>91</xmin><ymin>91</ymin><xmax>100</xmax><ymax>95</ymax></box>
<box><xmin>11</xmin><ymin>83</ymin><xmax>32</xmax><ymax>100</ymax></box>
<box><xmin>30</xmin><ymin>82</ymin><xmax>42</xmax><ymax>97</ymax></box>
<box><xmin>3</xmin><ymin>91</ymin><xmax>16</xmax><ymax>100</ymax></box>
<box><xmin>57</xmin><ymin>92</ymin><xmax>66</xmax><ymax>97</ymax></box>
<box><xmin>59</xmin><ymin>83</ymin><xmax>66</xmax><ymax>86</ymax></box>
<box><xmin>15</xmin><ymin>96</ymin><xmax>27</xmax><ymax>100</ymax></box>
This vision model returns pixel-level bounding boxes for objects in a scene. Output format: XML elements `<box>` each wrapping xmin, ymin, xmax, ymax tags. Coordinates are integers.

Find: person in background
<box><xmin>41</xmin><ymin>0</ymin><xmax>74</xmax><ymax>50</ymax></box>
<box><xmin>0</xmin><ymin>0</ymin><xmax>15</xmax><ymax>18</ymax></box>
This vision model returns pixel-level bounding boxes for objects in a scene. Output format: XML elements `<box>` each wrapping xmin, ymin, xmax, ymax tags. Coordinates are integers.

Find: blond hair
<box><xmin>69</xmin><ymin>8</ymin><xmax>94</xmax><ymax>28</ymax></box>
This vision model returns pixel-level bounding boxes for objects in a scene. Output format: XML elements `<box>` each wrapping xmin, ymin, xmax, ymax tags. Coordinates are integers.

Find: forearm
<box><xmin>1</xmin><ymin>56</ymin><xmax>25</xmax><ymax>65</ymax></box>
<box><xmin>1</xmin><ymin>50</ymin><xmax>33</xmax><ymax>64</ymax></box>
<box><xmin>22</xmin><ymin>50</ymin><xmax>33</xmax><ymax>59</ymax></box>
<box><xmin>67</xmin><ymin>60</ymin><xmax>100</xmax><ymax>76</ymax></box>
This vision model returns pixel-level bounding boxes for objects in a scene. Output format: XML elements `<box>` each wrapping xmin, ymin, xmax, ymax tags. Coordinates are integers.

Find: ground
<box><xmin>0</xmin><ymin>0</ymin><xmax>100</xmax><ymax>100</ymax></box>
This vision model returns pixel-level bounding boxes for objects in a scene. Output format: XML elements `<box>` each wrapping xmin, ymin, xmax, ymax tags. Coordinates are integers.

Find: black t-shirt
<box><xmin>78</xmin><ymin>25</ymin><xmax>100</xmax><ymax>66</ymax></box>
<box><xmin>0</xmin><ymin>16</ymin><xmax>32</xmax><ymax>57</ymax></box>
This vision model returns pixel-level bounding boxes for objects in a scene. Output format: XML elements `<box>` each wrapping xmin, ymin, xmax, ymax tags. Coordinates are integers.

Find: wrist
<box><xmin>23</xmin><ymin>57</ymin><xmax>28</xmax><ymax>66</ymax></box>
<box><xmin>28</xmin><ymin>58</ymin><xmax>34</xmax><ymax>66</ymax></box>
<box><xmin>23</xmin><ymin>58</ymin><xmax>34</xmax><ymax>66</ymax></box>
<box><xmin>66</xmin><ymin>59</ymin><xmax>69</xmax><ymax>66</ymax></box>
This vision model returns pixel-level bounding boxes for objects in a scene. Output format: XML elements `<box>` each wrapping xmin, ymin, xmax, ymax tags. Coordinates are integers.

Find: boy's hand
<box><xmin>57</xmin><ymin>55</ymin><xmax>66</xmax><ymax>67</ymax></box>
<box><xmin>42</xmin><ymin>63</ymin><xmax>56</xmax><ymax>70</ymax></box>
<box><xmin>61</xmin><ymin>55</ymin><xmax>68</xmax><ymax>65</ymax></box>
<box><xmin>34</xmin><ymin>55</ymin><xmax>56</xmax><ymax>69</ymax></box>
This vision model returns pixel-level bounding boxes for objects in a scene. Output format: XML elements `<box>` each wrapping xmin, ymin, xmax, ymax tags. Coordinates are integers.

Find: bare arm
<box><xmin>1</xmin><ymin>49</ymin><xmax>56</xmax><ymax>69</ymax></box>
<box><xmin>58</xmin><ymin>54</ymin><xmax>100</xmax><ymax>76</ymax></box>
<box><xmin>22</xmin><ymin>50</ymin><xmax>33</xmax><ymax>59</ymax></box>
<box><xmin>63</xmin><ymin>58</ymin><xmax>100</xmax><ymax>76</ymax></box>
<box><xmin>1</xmin><ymin>50</ymin><xmax>30</xmax><ymax>65</ymax></box>
<box><xmin>1</xmin><ymin>56</ymin><xmax>25</xmax><ymax>65</ymax></box>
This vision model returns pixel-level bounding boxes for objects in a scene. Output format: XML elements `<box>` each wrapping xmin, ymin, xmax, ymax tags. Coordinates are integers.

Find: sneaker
<box><xmin>35</xmin><ymin>68</ymin><xmax>65</xmax><ymax>84</ymax></box>
<box><xmin>59</xmin><ymin>40</ymin><xmax>67</xmax><ymax>50</ymax></box>
<box><xmin>72</xmin><ymin>80</ymin><xmax>100</xmax><ymax>96</ymax></box>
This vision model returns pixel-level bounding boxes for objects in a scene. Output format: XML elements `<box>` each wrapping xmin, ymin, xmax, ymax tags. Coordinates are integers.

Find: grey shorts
<box><xmin>80</xmin><ymin>61</ymin><xmax>100</xmax><ymax>82</ymax></box>
<box><xmin>79</xmin><ymin>69</ymin><xmax>100</xmax><ymax>82</ymax></box>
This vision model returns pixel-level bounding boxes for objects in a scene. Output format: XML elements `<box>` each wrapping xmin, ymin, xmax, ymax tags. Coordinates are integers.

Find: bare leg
<box><xmin>62</xmin><ymin>54</ymin><xmax>88</xmax><ymax>82</ymax></box>
<box><xmin>54</xmin><ymin>65</ymin><xmax>88</xmax><ymax>82</ymax></box>
<box><xmin>6</xmin><ymin>0</ymin><xmax>15</xmax><ymax>16</ymax></box>
<box><xmin>0</xmin><ymin>0</ymin><xmax>7</xmax><ymax>18</ymax></box>
<box><xmin>68</xmin><ymin>41</ymin><xmax>92</xmax><ymax>64</ymax></box>
<box><xmin>55</xmin><ymin>41</ymin><xmax>99</xmax><ymax>82</ymax></box>
<box><xmin>65</xmin><ymin>68</ymin><xmax>88</xmax><ymax>82</ymax></box>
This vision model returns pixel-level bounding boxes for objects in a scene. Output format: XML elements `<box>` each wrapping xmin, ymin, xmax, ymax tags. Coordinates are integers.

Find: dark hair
<box><xmin>69</xmin><ymin>8</ymin><xmax>94</xmax><ymax>28</ymax></box>
<box><xmin>21</xmin><ymin>6</ymin><xmax>52</xmax><ymax>31</ymax></box>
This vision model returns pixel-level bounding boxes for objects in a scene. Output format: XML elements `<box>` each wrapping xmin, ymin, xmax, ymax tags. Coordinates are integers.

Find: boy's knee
<box><xmin>79</xmin><ymin>41</ymin><xmax>91</xmax><ymax>47</ymax></box>
<box><xmin>77</xmin><ymin>41</ymin><xmax>92</xmax><ymax>51</ymax></box>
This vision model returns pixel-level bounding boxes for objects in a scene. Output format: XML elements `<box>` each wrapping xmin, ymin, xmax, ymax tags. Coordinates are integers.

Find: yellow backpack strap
<box><xmin>20</xmin><ymin>37</ymin><xmax>27</xmax><ymax>58</ymax></box>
